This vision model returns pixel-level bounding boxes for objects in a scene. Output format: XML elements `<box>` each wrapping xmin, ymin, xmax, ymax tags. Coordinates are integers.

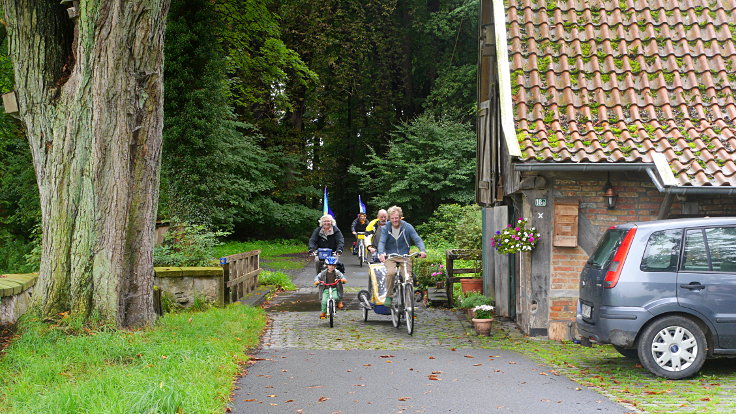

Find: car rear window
<box><xmin>588</xmin><ymin>228</ymin><xmax>628</xmax><ymax>269</ymax></box>
<box><xmin>640</xmin><ymin>229</ymin><xmax>682</xmax><ymax>272</ymax></box>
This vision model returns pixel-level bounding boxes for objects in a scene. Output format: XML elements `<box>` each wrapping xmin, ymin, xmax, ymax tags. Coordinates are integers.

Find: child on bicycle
<box><xmin>314</xmin><ymin>256</ymin><xmax>347</xmax><ymax>318</ymax></box>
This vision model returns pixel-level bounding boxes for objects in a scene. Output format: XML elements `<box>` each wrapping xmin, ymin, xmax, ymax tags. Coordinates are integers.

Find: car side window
<box><xmin>683</xmin><ymin>229</ymin><xmax>709</xmax><ymax>271</ymax></box>
<box><xmin>704</xmin><ymin>227</ymin><xmax>736</xmax><ymax>272</ymax></box>
<box><xmin>640</xmin><ymin>229</ymin><xmax>682</xmax><ymax>272</ymax></box>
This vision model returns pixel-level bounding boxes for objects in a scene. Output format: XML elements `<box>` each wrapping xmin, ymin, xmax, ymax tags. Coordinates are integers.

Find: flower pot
<box><xmin>472</xmin><ymin>318</ymin><xmax>493</xmax><ymax>336</ymax></box>
<box><xmin>465</xmin><ymin>309</ymin><xmax>476</xmax><ymax>320</ymax></box>
<box><xmin>460</xmin><ymin>278</ymin><xmax>483</xmax><ymax>293</ymax></box>
<box><xmin>435</xmin><ymin>280</ymin><xmax>445</xmax><ymax>289</ymax></box>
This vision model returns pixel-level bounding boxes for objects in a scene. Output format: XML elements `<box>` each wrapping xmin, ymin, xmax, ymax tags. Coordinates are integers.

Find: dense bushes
<box><xmin>416</xmin><ymin>203</ymin><xmax>481</xmax><ymax>249</ymax></box>
<box><xmin>153</xmin><ymin>221</ymin><xmax>228</xmax><ymax>266</ymax></box>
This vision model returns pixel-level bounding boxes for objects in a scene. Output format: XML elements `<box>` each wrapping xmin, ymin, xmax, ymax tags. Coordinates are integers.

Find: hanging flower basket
<box><xmin>490</xmin><ymin>218</ymin><xmax>540</xmax><ymax>255</ymax></box>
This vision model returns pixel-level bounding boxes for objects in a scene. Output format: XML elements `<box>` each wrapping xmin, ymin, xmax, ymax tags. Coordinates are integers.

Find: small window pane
<box><xmin>683</xmin><ymin>229</ymin><xmax>710</xmax><ymax>271</ymax></box>
<box><xmin>705</xmin><ymin>227</ymin><xmax>736</xmax><ymax>272</ymax></box>
<box><xmin>641</xmin><ymin>229</ymin><xmax>681</xmax><ymax>272</ymax></box>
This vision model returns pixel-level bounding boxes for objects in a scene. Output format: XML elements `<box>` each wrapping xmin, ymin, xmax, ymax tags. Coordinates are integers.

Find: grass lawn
<box><xmin>474</xmin><ymin>320</ymin><xmax>736</xmax><ymax>413</ymax></box>
<box><xmin>0</xmin><ymin>305</ymin><xmax>266</xmax><ymax>413</ymax></box>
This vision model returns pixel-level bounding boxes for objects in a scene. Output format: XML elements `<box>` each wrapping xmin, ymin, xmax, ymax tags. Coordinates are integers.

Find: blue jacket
<box><xmin>377</xmin><ymin>221</ymin><xmax>426</xmax><ymax>256</ymax></box>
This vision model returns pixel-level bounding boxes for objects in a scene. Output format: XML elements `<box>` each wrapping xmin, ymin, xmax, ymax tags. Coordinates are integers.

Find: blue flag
<box><xmin>358</xmin><ymin>195</ymin><xmax>366</xmax><ymax>214</ymax></box>
<box><xmin>323</xmin><ymin>187</ymin><xmax>335</xmax><ymax>218</ymax></box>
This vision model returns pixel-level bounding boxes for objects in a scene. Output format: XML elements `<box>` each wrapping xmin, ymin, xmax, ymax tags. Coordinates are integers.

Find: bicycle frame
<box><xmin>320</xmin><ymin>280</ymin><xmax>341</xmax><ymax>328</ymax></box>
<box><xmin>386</xmin><ymin>252</ymin><xmax>420</xmax><ymax>335</ymax></box>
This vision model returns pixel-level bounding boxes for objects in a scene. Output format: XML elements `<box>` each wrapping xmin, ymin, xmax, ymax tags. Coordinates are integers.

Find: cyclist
<box><xmin>308</xmin><ymin>214</ymin><xmax>345</xmax><ymax>256</ymax></box>
<box><xmin>350</xmin><ymin>212</ymin><xmax>369</xmax><ymax>255</ymax></box>
<box><xmin>377</xmin><ymin>205</ymin><xmax>427</xmax><ymax>307</ymax></box>
<box><xmin>308</xmin><ymin>214</ymin><xmax>345</xmax><ymax>274</ymax></box>
<box><xmin>314</xmin><ymin>256</ymin><xmax>347</xmax><ymax>318</ymax></box>
<box><xmin>366</xmin><ymin>209</ymin><xmax>388</xmax><ymax>262</ymax></box>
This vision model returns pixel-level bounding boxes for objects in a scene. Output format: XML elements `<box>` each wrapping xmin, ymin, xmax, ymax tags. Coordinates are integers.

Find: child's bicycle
<box><xmin>318</xmin><ymin>280</ymin><xmax>343</xmax><ymax>328</ymax></box>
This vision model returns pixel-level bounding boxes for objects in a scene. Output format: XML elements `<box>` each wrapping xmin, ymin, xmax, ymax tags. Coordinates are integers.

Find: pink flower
<box><xmin>515</xmin><ymin>227</ymin><xmax>520</xmax><ymax>231</ymax></box>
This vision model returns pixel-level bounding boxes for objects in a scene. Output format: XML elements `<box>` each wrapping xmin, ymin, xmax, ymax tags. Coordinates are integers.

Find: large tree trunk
<box><xmin>3</xmin><ymin>0</ymin><xmax>170</xmax><ymax>327</ymax></box>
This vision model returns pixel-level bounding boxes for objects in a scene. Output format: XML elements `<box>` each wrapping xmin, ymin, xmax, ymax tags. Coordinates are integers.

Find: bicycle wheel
<box><xmin>404</xmin><ymin>283</ymin><xmax>415</xmax><ymax>335</ymax></box>
<box><xmin>328</xmin><ymin>299</ymin><xmax>334</xmax><ymax>328</ymax></box>
<box><xmin>358</xmin><ymin>243</ymin><xmax>364</xmax><ymax>267</ymax></box>
<box><xmin>391</xmin><ymin>285</ymin><xmax>401</xmax><ymax>328</ymax></box>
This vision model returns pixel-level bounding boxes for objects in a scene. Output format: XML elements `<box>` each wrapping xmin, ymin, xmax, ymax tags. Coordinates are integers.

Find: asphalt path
<box><xmin>230</xmin><ymin>249</ymin><xmax>634</xmax><ymax>414</ymax></box>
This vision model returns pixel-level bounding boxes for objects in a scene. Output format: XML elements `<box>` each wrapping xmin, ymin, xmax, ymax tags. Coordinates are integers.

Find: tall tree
<box><xmin>162</xmin><ymin>0</ymin><xmax>278</xmax><ymax>232</ymax></box>
<box><xmin>3</xmin><ymin>0</ymin><xmax>170</xmax><ymax>327</ymax></box>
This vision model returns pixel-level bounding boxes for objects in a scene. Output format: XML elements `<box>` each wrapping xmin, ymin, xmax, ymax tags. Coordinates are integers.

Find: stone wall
<box><xmin>154</xmin><ymin>267</ymin><xmax>224</xmax><ymax>308</ymax></box>
<box><xmin>0</xmin><ymin>274</ymin><xmax>38</xmax><ymax>324</ymax></box>
<box><xmin>0</xmin><ymin>268</ymin><xmax>225</xmax><ymax>324</ymax></box>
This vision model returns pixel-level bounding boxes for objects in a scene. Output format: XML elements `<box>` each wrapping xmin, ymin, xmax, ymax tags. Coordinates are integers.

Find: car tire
<box><xmin>613</xmin><ymin>345</ymin><xmax>639</xmax><ymax>359</ymax></box>
<box><xmin>637</xmin><ymin>316</ymin><xmax>707</xmax><ymax>380</ymax></box>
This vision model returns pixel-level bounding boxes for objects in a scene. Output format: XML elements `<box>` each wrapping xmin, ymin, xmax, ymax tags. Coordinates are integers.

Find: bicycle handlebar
<box><xmin>318</xmin><ymin>280</ymin><xmax>344</xmax><ymax>286</ymax></box>
<box><xmin>385</xmin><ymin>252</ymin><xmax>422</xmax><ymax>259</ymax></box>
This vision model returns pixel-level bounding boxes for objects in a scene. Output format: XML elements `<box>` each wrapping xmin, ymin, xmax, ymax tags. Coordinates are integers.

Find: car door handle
<box><xmin>680</xmin><ymin>282</ymin><xmax>705</xmax><ymax>290</ymax></box>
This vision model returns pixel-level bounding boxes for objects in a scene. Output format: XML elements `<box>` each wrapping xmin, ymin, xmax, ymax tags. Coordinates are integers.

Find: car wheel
<box><xmin>637</xmin><ymin>316</ymin><xmax>707</xmax><ymax>380</ymax></box>
<box><xmin>613</xmin><ymin>345</ymin><xmax>639</xmax><ymax>359</ymax></box>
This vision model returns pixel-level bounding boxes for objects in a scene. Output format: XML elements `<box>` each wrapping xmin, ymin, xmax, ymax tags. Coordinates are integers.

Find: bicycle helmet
<box><xmin>325</xmin><ymin>256</ymin><xmax>338</xmax><ymax>265</ymax></box>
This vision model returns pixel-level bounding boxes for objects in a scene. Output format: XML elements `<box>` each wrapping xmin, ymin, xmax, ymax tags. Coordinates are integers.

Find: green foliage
<box><xmin>0</xmin><ymin>31</ymin><xmax>40</xmax><ymax>273</ymax></box>
<box><xmin>258</xmin><ymin>270</ymin><xmax>297</xmax><ymax>290</ymax></box>
<box><xmin>459</xmin><ymin>292</ymin><xmax>493</xmax><ymax>309</ymax></box>
<box><xmin>0</xmin><ymin>306</ymin><xmax>266</xmax><ymax>413</ymax></box>
<box><xmin>153</xmin><ymin>220</ymin><xmax>228</xmax><ymax>266</ymax></box>
<box><xmin>162</xmin><ymin>0</ymin><xmax>280</xmax><ymax>232</ymax></box>
<box><xmin>417</xmin><ymin>204</ymin><xmax>481</xmax><ymax>249</ymax></box>
<box><xmin>351</xmin><ymin>115</ymin><xmax>475</xmax><ymax>224</ymax></box>
<box><xmin>455</xmin><ymin>205</ymin><xmax>482</xmax><ymax>250</ymax></box>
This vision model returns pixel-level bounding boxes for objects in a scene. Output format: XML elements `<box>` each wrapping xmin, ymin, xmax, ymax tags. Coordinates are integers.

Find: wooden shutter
<box><xmin>553</xmin><ymin>201</ymin><xmax>579</xmax><ymax>247</ymax></box>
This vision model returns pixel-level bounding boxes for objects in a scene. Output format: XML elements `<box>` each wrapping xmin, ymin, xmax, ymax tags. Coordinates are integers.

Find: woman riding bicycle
<box><xmin>377</xmin><ymin>205</ymin><xmax>427</xmax><ymax>307</ymax></box>
<box><xmin>308</xmin><ymin>214</ymin><xmax>345</xmax><ymax>272</ymax></box>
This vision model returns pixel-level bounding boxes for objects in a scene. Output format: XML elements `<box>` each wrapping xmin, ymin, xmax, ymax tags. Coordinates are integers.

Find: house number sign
<box><xmin>534</xmin><ymin>198</ymin><xmax>547</xmax><ymax>207</ymax></box>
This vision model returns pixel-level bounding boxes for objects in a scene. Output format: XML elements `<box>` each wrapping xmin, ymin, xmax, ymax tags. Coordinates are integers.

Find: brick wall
<box><xmin>543</xmin><ymin>172</ymin><xmax>736</xmax><ymax>340</ymax></box>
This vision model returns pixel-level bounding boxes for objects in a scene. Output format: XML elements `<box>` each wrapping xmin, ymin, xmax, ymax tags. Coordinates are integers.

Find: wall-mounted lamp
<box><xmin>603</xmin><ymin>174</ymin><xmax>618</xmax><ymax>209</ymax></box>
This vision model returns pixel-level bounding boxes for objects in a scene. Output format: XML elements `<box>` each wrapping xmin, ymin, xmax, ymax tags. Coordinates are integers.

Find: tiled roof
<box><xmin>506</xmin><ymin>0</ymin><xmax>736</xmax><ymax>187</ymax></box>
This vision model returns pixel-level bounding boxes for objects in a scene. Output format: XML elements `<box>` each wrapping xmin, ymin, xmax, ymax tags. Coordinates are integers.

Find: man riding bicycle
<box><xmin>377</xmin><ymin>205</ymin><xmax>427</xmax><ymax>307</ymax></box>
<box><xmin>350</xmin><ymin>212</ymin><xmax>369</xmax><ymax>255</ymax></box>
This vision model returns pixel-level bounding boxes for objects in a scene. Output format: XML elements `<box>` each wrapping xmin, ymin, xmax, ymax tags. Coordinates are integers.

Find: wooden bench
<box><xmin>445</xmin><ymin>249</ymin><xmax>482</xmax><ymax>307</ymax></box>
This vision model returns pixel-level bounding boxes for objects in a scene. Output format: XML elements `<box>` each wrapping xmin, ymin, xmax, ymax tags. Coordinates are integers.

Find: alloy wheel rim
<box><xmin>650</xmin><ymin>325</ymin><xmax>698</xmax><ymax>372</ymax></box>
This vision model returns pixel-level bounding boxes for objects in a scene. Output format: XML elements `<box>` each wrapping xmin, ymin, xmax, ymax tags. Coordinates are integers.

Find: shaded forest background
<box><xmin>0</xmin><ymin>0</ymin><xmax>478</xmax><ymax>272</ymax></box>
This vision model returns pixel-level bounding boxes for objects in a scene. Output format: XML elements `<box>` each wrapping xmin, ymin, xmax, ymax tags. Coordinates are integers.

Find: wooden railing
<box><xmin>220</xmin><ymin>250</ymin><xmax>261</xmax><ymax>303</ymax></box>
<box><xmin>445</xmin><ymin>249</ymin><xmax>482</xmax><ymax>307</ymax></box>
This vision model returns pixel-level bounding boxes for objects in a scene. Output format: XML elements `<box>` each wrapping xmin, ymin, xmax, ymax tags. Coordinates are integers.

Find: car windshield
<box><xmin>588</xmin><ymin>229</ymin><xmax>628</xmax><ymax>269</ymax></box>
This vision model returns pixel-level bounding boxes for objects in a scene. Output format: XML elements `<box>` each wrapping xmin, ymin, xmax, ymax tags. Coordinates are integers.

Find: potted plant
<box><xmin>471</xmin><ymin>305</ymin><xmax>495</xmax><ymax>336</ymax></box>
<box><xmin>490</xmin><ymin>218</ymin><xmax>540</xmax><ymax>255</ymax></box>
<box><xmin>459</xmin><ymin>292</ymin><xmax>492</xmax><ymax>319</ymax></box>
<box><xmin>430</xmin><ymin>263</ymin><xmax>446</xmax><ymax>288</ymax></box>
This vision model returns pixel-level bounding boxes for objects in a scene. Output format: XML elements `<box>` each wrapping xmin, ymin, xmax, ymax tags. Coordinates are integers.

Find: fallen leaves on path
<box><xmin>318</xmin><ymin>396</ymin><xmax>330</xmax><ymax>402</ymax></box>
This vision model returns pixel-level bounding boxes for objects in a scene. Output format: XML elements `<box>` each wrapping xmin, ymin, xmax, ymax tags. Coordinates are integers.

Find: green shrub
<box><xmin>417</xmin><ymin>203</ymin><xmax>466</xmax><ymax>245</ymax></box>
<box><xmin>154</xmin><ymin>220</ymin><xmax>228</xmax><ymax>266</ymax></box>
<box><xmin>258</xmin><ymin>270</ymin><xmax>296</xmax><ymax>290</ymax></box>
<box><xmin>455</xmin><ymin>205</ymin><xmax>481</xmax><ymax>250</ymax></box>
<box><xmin>413</xmin><ymin>247</ymin><xmax>448</xmax><ymax>288</ymax></box>
<box><xmin>417</xmin><ymin>203</ymin><xmax>481</xmax><ymax>249</ymax></box>
<box><xmin>459</xmin><ymin>292</ymin><xmax>493</xmax><ymax>309</ymax></box>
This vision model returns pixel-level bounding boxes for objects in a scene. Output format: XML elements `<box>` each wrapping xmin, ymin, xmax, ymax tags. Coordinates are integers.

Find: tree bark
<box><xmin>3</xmin><ymin>0</ymin><xmax>170</xmax><ymax>327</ymax></box>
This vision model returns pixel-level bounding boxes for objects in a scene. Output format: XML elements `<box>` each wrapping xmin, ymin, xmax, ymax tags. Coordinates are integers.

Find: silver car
<box><xmin>576</xmin><ymin>217</ymin><xmax>736</xmax><ymax>379</ymax></box>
